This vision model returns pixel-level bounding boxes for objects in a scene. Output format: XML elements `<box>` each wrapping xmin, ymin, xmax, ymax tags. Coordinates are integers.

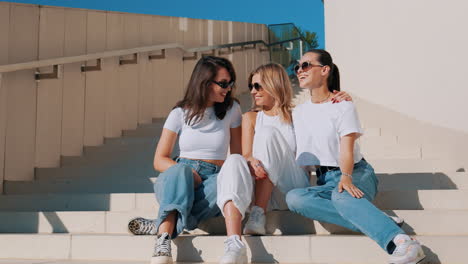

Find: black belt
<box><xmin>316</xmin><ymin>165</ymin><xmax>340</xmax><ymax>176</ymax></box>
<box><xmin>316</xmin><ymin>158</ymin><xmax>366</xmax><ymax>176</ymax></box>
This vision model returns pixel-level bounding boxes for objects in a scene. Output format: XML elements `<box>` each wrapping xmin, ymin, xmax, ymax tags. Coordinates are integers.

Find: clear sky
<box><xmin>6</xmin><ymin>0</ymin><xmax>325</xmax><ymax>48</ymax></box>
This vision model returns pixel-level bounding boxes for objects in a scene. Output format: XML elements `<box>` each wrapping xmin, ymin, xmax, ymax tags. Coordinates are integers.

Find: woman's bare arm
<box><xmin>241</xmin><ymin>111</ymin><xmax>267</xmax><ymax>179</ymax></box>
<box><xmin>230</xmin><ymin>126</ymin><xmax>242</xmax><ymax>155</ymax></box>
<box><xmin>153</xmin><ymin>128</ymin><xmax>178</xmax><ymax>173</ymax></box>
<box><xmin>241</xmin><ymin>111</ymin><xmax>256</xmax><ymax>158</ymax></box>
<box><xmin>338</xmin><ymin>133</ymin><xmax>364</xmax><ymax>198</ymax></box>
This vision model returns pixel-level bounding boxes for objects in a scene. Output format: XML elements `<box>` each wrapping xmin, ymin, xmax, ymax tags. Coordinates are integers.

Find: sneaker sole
<box><xmin>390</xmin><ymin>252</ymin><xmax>426</xmax><ymax>264</ymax></box>
<box><xmin>150</xmin><ymin>256</ymin><xmax>173</xmax><ymax>264</ymax></box>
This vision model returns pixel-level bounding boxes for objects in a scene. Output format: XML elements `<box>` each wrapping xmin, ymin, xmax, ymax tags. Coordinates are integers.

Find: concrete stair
<box><xmin>1</xmin><ymin>93</ymin><xmax>468</xmax><ymax>263</ymax></box>
<box><xmin>1</xmin><ymin>190</ymin><xmax>468</xmax><ymax>211</ymax></box>
<box><xmin>0</xmin><ymin>234</ymin><xmax>463</xmax><ymax>263</ymax></box>
<box><xmin>0</xmin><ymin>261</ymin><xmax>150</xmax><ymax>264</ymax></box>
<box><xmin>3</xmin><ymin>171</ymin><xmax>467</xmax><ymax>194</ymax></box>
<box><xmin>1</xmin><ymin>209</ymin><xmax>467</xmax><ymax>236</ymax></box>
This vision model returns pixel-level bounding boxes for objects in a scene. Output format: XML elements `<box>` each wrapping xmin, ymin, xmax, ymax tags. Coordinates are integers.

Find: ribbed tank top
<box><xmin>254</xmin><ymin>111</ymin><xmax>296</xmax><ymax>153</ymax></box>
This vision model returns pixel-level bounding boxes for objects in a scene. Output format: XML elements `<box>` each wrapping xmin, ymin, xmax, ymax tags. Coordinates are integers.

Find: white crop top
<box><xmin>163</xmin><ymin>102</ymin><xmax>242</xmax><ymax>160</ymax></box>
<box><xmin>254</xmin><ymin>111</ymin><xmax>296</xmax><ymax>154</ymax></box>
<box><xmin>293</xmin><ymin>101</ymin><xmax>363</xmax><ymax>167</ymax></box>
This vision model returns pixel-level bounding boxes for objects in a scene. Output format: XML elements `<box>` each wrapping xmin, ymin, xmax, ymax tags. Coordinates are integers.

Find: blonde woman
<box><xmin>216</xmin><ymin>63</ymin><xmax>350</xmax><ymax>264</ymax></box>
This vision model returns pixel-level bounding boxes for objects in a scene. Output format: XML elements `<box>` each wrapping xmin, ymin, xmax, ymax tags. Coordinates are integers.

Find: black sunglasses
<box><xmin>294</xmin><ymin>61</ymin><xmax>324</xmax><ymax>74</ymax></box>
<box><xmin>212</xmin><ymin>80</ymin><xmax>235</xmax><ymax>89</ymax></box>
<box><xmin>248</xmin><ymin>82</ymin><xmax>263</xmax><ymax>91</ymax></box>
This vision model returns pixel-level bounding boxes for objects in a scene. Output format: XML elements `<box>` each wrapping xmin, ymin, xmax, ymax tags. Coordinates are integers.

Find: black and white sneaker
<box><xmin>128</xmin><ymin>217</ymin><xmax>158</xmax><ymax>235</ymax></box>
<box><xmin>151</xmin><ymin>232</ymin><xmax>173</xmax><ymax>264</ymax></box>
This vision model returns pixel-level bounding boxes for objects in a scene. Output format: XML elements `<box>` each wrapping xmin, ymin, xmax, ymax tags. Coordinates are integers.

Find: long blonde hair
<box><xmin>248</xmin><ymin>63</ymin><xmax>293</xmax><ymax>124</ymax></box>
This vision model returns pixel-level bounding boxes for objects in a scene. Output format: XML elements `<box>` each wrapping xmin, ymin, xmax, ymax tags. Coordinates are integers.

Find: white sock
<box><xmin>226</xmin><ymin>234</ymin><xmax>245</xmax><ymax>249</ymax></box>
<box><xmin>393</xmin><ymin>234</ymin><xmax>411</xmax><ymax>245</ymax></box>
<box><xmin>252</xmin><ymin>205</ymin><xmax>265</xmax><ymax>213</ymax></box>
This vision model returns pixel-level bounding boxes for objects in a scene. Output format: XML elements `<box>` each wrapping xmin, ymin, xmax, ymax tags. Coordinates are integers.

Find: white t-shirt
<box><xmin>163</xmin><ymin>102</ymin><xmax>242</xmax><ymax>160</ymax></box>
<box><xmin>254</xmin><ymin>111</ymin><xmax>296</xmax><ymax>154</ymax></box>
<box><xmin>293</xmin><ymin>100</ymin><xmax>363</xmax><ymax>167</ymax></box>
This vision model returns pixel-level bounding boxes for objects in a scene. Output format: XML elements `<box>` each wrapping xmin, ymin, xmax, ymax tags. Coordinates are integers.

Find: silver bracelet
<box><xmin>342</xmin><ymin>172</ymin><xmax>353</xmax><ymax>178</ymax></box>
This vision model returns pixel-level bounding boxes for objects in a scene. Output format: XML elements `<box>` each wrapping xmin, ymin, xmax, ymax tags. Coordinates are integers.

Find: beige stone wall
<box><xmin>324</xmin><ymin>0</ymin><xmax>468</xmax><ymax>134</ymax></box>
<box><xmin>0</xmin><ymin>2</ymin><xmax>268</xmax><ymax>188</ymax></box>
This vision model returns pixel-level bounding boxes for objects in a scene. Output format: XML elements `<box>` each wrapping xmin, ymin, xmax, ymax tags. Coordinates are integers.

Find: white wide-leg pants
<box><xmin>216</xmin><ymin>127</ymin><xmax>310</xmax><ymax>218</ymax></box>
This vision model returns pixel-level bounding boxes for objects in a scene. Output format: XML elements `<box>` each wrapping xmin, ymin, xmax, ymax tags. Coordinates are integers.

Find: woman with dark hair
<box><xmin>286</xmin><ymin>49</ymin><xmax>425</xmax><ymax>264</ymax></box>
<box><xmin>128</xmin><ymin>56</ymin><xmax>242</xmax><ymax>264</ymax></box>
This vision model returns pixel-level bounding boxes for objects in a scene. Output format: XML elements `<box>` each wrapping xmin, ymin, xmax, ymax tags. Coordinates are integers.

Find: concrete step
<box><xmin>361</xmin><ymin>143</ymin><xmax>422</xmax><ymax>159</ymax></box>
<box><xmin>0</xmin><ymin>193</ymin><xmax>157</xmax><ymax>212</ymax></box>
<box><xmin>78</xmin><ymin>139</ymin><xmax>156</xmax><ymax>157</ymax></box>
<box><xmin>103</xmin><ymin>137</ymin><xmax>158</xmax><ymax>146</ymax></box>
<box><xmin>56</xmin><ymin>118</ymin><xmax>166</xmax><ymax>169</ymax></box>
<box><xmin>56</xmin><ymin>118</ymin><xmax>165</xmax><ymax>167</ymax></box>
<box><xmin>367</xmin><ymin>158</ymin><xmax>466</xmax><ymax>173</ymax></box>
<box><xmin>59</xmin><ymin>142</ymin><xmax>156</xmax><ymax>169</ymax></box>
<box><xmin>362</xmin><ymin>127</ymin><xmax>381</xmax><ymax>137</ymax></box>
<box><xmin>0</xmin><ymin>260</ymin><xmax>149</xmax><ymax>264</ymax></box>
<box><xmin>120</xmin><ymin>119</ymin><xmax>165</xmax><ymax>138</ymax></box>
<box><xmin>59</xmin><ymin>141</ymin><xmax>464</xmax><ymax>173</ymax></box>
<box><xmin>374</xmin><ymin>189</ymin><xmax>468</xmax><ymax>210</ymax></box>
<box><xmin>1</xmin><ymin>190</ymin><xmax>467</xmax><ymax>212</ymax></box>
<box><xmin>0</xmin><ymin>233</ymin><xmax>464</xmax><ymax>263</ymax></box>
<box><xmin>58</xmin><ymin>153</ymin><xmax>154</xmax><ymax>171</ymax></box>
<box><xmin>4</xmin><ymin>176</ymin><xmax>157</xmax><ymax>194</ymax></box>
<box><xmin>359</xmin><ymin>134</ymin><xmax>398</xmax><ymax>148</ymax></box>
<box><xmin>0</xmin><ymin>209</ymin><xmax>466</xmax><ymax>236</ymax></box>
<box><xmin>375</xmin><ymin>172</ymin><xmax>468</xmax><ymax>191</ymax></box>
<box><xmin>57</xmin><ymin>157</ymin><xmax>468</xmax><ymax>177</ymax></box>
<box><xmin>35</xmin><ymin>163</ymin><xmax>157</xmax><ymax>183</ymax></box>
<box><xmin>58</xmin><ymin>140</ymin><xmax>179</xmax><ymax>170</ymax></box>
<box><xmin>420</xmin><ymin>143</ymin><xmax>468</xmax><ymax>161</ymax></box>
<box><xmin>0</xmin><ymin>210</ymin><xmax>313</xmax><ymax>235</ymax></box>
<box><xmin>5</xmin><ymin>171</ymin><xmax>466</xmax><ymax>195</ymax></box>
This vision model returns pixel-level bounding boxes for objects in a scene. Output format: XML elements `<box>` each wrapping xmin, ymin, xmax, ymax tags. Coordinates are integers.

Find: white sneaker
<box><xmin>243</xmin><ymin>206</ymin><xmax>266</xmax><ymax>235</ymax></box>
<box><xmin>220</xmin><ymin>235</ymin><xmax>247</xmax><ymax>264</ymax></box>
<box><xmin>151</xmin><ymin>232</ymin><xmax>173</xmax><ymax>264</ymax></box>
<box><xmin>389</xmin><ymin>235</ymin><xmax>426</xmax><ymax>264</ymax></box>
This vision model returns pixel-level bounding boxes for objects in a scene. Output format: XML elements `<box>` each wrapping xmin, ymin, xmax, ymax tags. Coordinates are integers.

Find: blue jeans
<box><xmin>154</xmin><ymin>158</ymin><xmax>221</xmax><ymax>239</ymax></box>
<box><xmin>286</xmin><ymin>159</ymin><xmax>404</xmax><ymax>253</ymax></box>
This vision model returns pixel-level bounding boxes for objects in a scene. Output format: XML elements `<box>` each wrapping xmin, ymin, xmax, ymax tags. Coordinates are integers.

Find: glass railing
<box><xmin>268</xmin><ymin>23</ymin><xmax>313</xmax><ymax>78</ymax></box>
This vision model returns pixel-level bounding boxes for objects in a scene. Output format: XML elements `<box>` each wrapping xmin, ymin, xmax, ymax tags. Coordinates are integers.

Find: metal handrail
<box><xmin>268</xmin><ymin>22</ymin><xmax>296</xmax><ymax>27</ymax></box>
<box><xmin>0</xmin><ymin>43</ymin><xmax>183</xmax><ymax>74</ymax></box>
<box><xmin>0</xmin><ymin>37</ymin><xmax>302</xmax><ymax>74</ymax></box>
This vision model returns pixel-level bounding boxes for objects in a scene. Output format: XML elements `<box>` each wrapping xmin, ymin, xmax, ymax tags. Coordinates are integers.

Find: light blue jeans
<box><xmin>154</xmin><ymin>158</ymin><xmax>221</xmax><ymax>239</ymax></box>
<box><xmin>286</xmin><ymin>159</ymin><xmax>404</xmax><ymax>253</ymax></box>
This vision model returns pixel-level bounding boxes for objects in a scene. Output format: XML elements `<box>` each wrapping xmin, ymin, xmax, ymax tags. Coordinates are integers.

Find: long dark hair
<box><xmin>305</xmin><ymin>49</ymin><xmax>340</xmax><ymax>92</ymax></box>
<box><xmin>175</xmin><ymin>56</ymin><xmax>237</xmax><ymax>125</ymax></box>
